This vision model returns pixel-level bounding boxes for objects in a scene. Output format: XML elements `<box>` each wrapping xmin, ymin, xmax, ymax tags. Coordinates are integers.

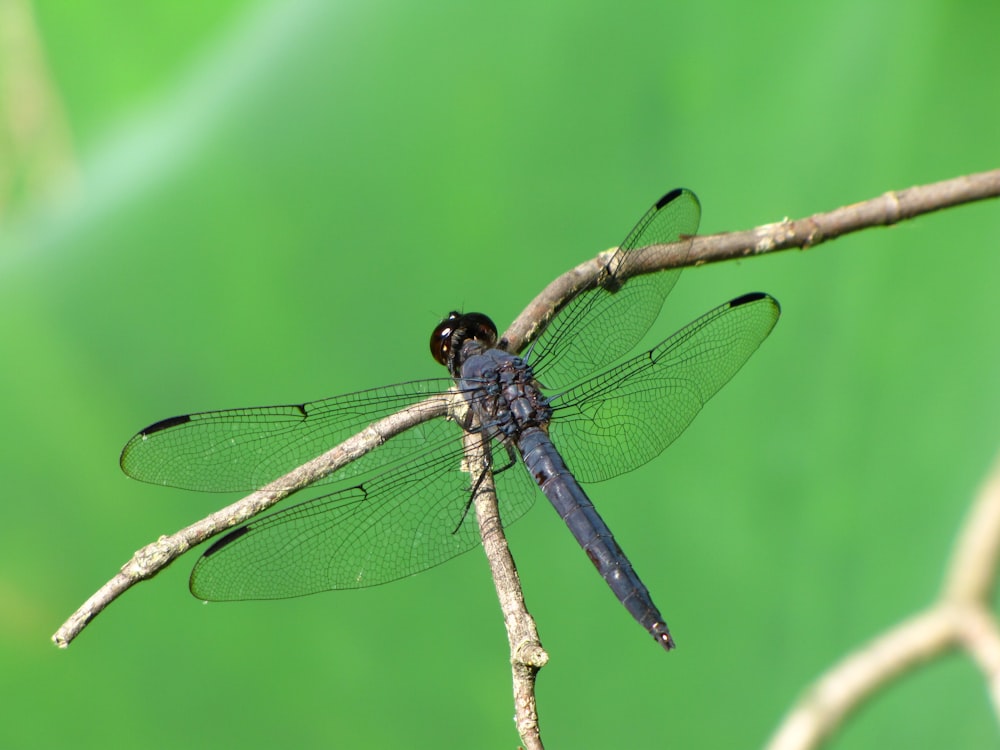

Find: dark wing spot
<box><xmin>140</xmin><ymin>414</ymin><xmax>191</xmax><ymax>436</ymax></box>
<box><xmin>655</xmin><ymin>188</ymin><xmax>684</xmax><ymax>209</ymax></box>
<box><xmin>729</xmin><ymin>291</ymin><xmax>768</xmax><ymax>307</ymax></box>
<box><xmin>203</xmin><ymin>526</ymin><xmax>250</xmax><ymax>557</ymax></box>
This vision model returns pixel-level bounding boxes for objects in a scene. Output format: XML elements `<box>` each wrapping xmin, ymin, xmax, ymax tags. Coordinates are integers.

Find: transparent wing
<box><xmin>121</xmin><ymin>191</ymin><xmax>698</xmax><ymax>494</ymax></box>
<box><xmin>527</xmin><ymin>188</ymin><xmax>701</xmax><ymax>390</ymax></box>
<box><xmin>548</xmin><ymin>293</ymin><xmax>780</xmax><ymax>483</ymax></box>
<box><xmin>189</xmin><ymin>434</ymin><xmax>540</xmax><ymax>598</ymax></box>
<box><xmin>120</xmin><ymin>378</ymin><xmax>456</xmax><ymax>492</ymax></box>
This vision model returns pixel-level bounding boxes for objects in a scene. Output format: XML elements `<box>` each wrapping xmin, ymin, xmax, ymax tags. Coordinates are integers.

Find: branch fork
<box><xmin>52</xmin><ymin>169</ymin><xmax>1000</xmax><ymax>749</ymax></box>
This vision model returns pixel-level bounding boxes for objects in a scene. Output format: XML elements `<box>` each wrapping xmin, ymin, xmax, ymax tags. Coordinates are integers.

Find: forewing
<box><xmin>120</xmin><ymin>378</ymin><xmax>455</xmax><ymax>492</ymax></box>
<box><xmin>528</xmin><ymin>189</ymin><xmax>701</xmax><ymax>390</ymax></box>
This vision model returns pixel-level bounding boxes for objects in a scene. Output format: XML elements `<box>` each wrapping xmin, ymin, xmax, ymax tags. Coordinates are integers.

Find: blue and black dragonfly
<box><xmin>121</xmin><ymin>189</ymin><xmax>780</xmax><ymax>650</ymax></box>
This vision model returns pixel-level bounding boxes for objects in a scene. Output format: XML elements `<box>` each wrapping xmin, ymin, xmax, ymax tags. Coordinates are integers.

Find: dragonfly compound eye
<box><xmin>430</xmin><ymin>312</ymin><xmax>462</xmax><ymax>366</ymax></box>
<box><xmin>430</xmin><ymin>312</ymin><xmax>498</xmax><ymax>369</ymax></box>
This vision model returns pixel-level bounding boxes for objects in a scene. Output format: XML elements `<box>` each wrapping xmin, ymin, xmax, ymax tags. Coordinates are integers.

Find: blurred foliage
<box><xmin>2</xmin><ymin>0</ymin><xmax>999</xmax><ymax>747</ymax></box>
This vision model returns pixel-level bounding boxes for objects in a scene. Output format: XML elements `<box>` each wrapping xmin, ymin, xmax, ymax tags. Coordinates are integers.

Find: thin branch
<box><xmin>51</xmin><ymin>397</ymin><xmax>448</xmax><ymax>647</ymax></box>
<box><xmin>502</xmin><ymin>169</ymin><xmax>1000</xmax><ymax>354</ymax></box>
<box><xmin>464</xmin><ymin>430</ymin><xmax>548</xmax><ymax>749</ymax></box>
<box><xmin>51</xmin><ymin>169</ymin><xmax>1000</xmax><ymax>743</ymax></box>
<box><xmin>767</xmin><ymin>450</ymin><xmax>1000</xmax><ymax>750</ymax></box>
<box><xmin>53</xmin><ymin>170</ymin><xmax>1000</xmax><ymax>648</ymax></box>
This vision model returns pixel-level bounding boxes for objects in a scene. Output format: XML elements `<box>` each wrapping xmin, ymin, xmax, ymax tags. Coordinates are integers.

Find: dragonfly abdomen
<box><xmin>516</xmin><ymin>428</ymin><xmax>675</xmax><ymax>650</ymax></box>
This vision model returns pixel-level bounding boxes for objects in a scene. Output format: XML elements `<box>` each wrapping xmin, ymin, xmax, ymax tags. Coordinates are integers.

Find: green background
<box><xmin>3</xmin><ymin>1</ymin><xmax>999</xmax><ymax>747</ymax></box>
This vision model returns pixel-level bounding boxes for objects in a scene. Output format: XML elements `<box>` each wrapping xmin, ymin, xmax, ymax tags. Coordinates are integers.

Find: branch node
<box><xmin>881</xmin><ymin>189</ymin><xmax>903</xmax><ymax>224</ymax></box>
<box><xmin>801</xmin><ymin>216</ymin><xmax>824</xmax><ymax>249</ymax></box>
<box><xmin>752</xmin><ymin>220</ymin><xmax>787</xmax><ymax>253</ymax></box>
<box><xmin>129</xmin><ymin>536</ymin><xmax>185</xmax><ymax>578</ymax></box>
<box><xmin>513</xmin><ymin>638</ymin><xmax>549</xmax><ymax>668</ymax></box>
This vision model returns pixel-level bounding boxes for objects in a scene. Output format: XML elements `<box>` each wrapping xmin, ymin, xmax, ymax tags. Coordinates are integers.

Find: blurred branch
<box><xmin>767</xmin><ymin>450</ymin><xmax>1000</xmax><ymax>750</ymax></box>
<box><xmin>0</xmin><ymin>0</ymin><xmax>77</xmax><ymax>214</ymax></box>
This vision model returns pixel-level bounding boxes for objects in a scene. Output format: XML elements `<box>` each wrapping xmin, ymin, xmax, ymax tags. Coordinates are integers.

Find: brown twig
<box><xmin>464</xmin><ymin>430</ymin><xmax>548</xmax><ymax>748</ymax></box>
<box><xmin>766</xmin><ymin>450</ymin><xmax>1000</xmax><ymax>750</ymax></box>
<box><xmin>51</xmin><ymin>397</ymin><xmax>448</xmax><ymax>647</ymax></box>
<box><xmin>502</xmin><ymin>169</ymin><xmax>1000</xmax><ymax>354</ymax></box>
<box><xmin>52</xmin><ymin>168</ymin><xmax>1000</xmax><ymax>746</ymax></box>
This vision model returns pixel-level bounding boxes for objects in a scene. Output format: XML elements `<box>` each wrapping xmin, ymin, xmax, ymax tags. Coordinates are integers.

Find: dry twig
<box><xmin>767</xmin><ymin>451</ymin><xmax>1000</xmax><ymax>749</ymax></box>
<box><xmin>52</xmin><ymin>169</ymin><xmax>1000</xmax><ymax>749</ymax></box>
<box><xmin>464</xmin><ymin>429</ymin><xmax>548</xmax><ymax>749</ymax></box>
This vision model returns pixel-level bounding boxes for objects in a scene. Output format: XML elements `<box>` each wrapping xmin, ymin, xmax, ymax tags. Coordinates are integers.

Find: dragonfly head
<box><xmin>430</xmin><ymin>311</ymin><xmax>498</xmax><ymax>375</ymax></box>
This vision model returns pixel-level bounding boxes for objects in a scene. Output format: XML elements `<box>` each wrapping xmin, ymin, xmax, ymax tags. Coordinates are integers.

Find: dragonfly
<box><xmin>120</xmin><ymin>188</ymin><xmax>780</xmax><ymax>650</ymax></box>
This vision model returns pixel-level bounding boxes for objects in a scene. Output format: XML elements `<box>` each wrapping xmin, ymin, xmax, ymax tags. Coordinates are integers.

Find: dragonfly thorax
<box><xmin>458</xmin><ymin>348</ymin><xmax>553</xmax><ymax>440</ymax></box>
